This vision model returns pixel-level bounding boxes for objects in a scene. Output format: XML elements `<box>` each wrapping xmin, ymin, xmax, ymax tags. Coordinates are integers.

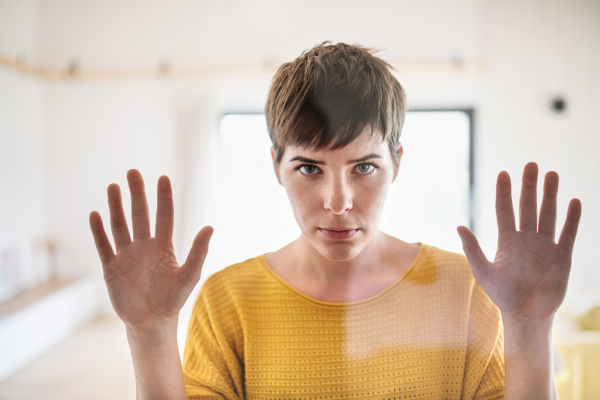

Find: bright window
<box><xmin>379</xmin><ymin>110</ymin><xmax>472</xmax><ymax>253</ymax></box>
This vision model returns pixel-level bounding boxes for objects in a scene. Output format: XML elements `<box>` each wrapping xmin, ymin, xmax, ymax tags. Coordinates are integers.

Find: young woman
<box><xmin>89</xmin><ymin>42</ymin><xmax>582</xmax><ymax>399</ymax></box>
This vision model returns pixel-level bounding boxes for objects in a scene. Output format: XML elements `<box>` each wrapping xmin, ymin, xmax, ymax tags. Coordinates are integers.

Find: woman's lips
<box><xmin>318</xmin><ymin>228</ymin><xmax>358</xmax><ymax>240</ymax></box>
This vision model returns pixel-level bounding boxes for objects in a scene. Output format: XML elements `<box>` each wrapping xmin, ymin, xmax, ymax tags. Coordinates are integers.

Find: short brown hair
<box><xmin>265</xmin><ymin>41</ymin><xmax>406</xmax><ymax>163</ymax></box>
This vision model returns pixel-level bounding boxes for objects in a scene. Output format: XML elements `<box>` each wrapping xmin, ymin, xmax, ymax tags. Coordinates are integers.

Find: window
<box><xmin>379</xmin><ymin>110</ymin><xmax>472</xmax><ymax>253</ymax></box>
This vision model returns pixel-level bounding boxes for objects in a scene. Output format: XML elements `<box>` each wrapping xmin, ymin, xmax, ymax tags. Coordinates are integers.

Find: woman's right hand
<box><xmin>89</xmin><ymin>169</ymin><xmax>213</xmax><ymax>332</ymax></box>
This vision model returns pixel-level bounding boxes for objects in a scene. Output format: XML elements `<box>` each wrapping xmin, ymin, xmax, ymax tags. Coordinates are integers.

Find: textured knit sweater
<box><xmin>183</xmin><ymin>244</ymin><xmax>505</xmax><ymax>400</ymax></box>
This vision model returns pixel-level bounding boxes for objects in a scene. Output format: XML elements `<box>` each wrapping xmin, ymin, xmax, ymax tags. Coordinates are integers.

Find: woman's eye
<box><xmin>356</xmin><ymin>163</ymin><xmax>375</xmax><ymax>174</ymax></box>
<box><xmin>299</xmin><ymin>164</ymin><xmax>319</xmax><ymax>175</ymax></box>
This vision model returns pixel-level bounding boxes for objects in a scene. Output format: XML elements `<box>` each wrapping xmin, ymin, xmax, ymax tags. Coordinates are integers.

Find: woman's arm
<box><xmin>502</xmin><ymin>317</ymin><xmax>555</xmax><ymax>399</ymax></box>
<box><xmin>89</xmin><ymin>170</ymin><xmax>213</xmax><ymax>400</ymax></box>
<box><xmin>458</xmin><ymin>162</ymin><xmax>582</xmax><ymax>399</ymax></box>
<box><xmin>126</xmin><ymin>322</ymin><xmax>187</xmax><ymax>400</ymax></box>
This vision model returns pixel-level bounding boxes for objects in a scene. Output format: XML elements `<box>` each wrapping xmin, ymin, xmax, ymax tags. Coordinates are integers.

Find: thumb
<box><xmin>457</xmin><ymin>226</ymin><xmax>489</xmax><ymax>285</ymax></box>
<box><xmin>180</xmin><ymin>226</ymin><xmax>214</xmax><ymax>288</ymax></box>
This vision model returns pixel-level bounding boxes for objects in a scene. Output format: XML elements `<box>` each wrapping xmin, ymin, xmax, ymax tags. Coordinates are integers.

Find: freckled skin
<box><xmin>272</xmin><ymin>130</ymin><xmax>401</xmax><ymax>262</ymax></box>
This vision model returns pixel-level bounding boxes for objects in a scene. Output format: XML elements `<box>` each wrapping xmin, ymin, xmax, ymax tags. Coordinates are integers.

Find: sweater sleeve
<box><xmin>462</xmin><ymin>280</ymin><xmax>505</xmax><ymax>400</ymax></box>
<box><xmin>473</xmin><ymin>324</ymin><xmax>504</xmax><ymax>400</ymax></box>
<box><xmin>182</xmin><ymin>274</ymin><xmax>245</xmax><ymax>399</ymax></box>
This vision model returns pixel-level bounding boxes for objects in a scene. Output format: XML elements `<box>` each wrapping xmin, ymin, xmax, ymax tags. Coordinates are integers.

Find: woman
<box><xmin>89</xmin><ymin>42</ymin><xmax>582</xmax><ymax>399</ymax></box>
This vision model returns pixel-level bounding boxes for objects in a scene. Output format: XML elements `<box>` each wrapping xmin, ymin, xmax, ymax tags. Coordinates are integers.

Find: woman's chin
<box><xmin>314</xmin><ymin>242</ymin><xmax>365</xmax><ymax>262</ymax></box>
<box><xmin>298</xmin><ymin>229</ymin><xmax>378</xmax><ymax>262</ymax></box>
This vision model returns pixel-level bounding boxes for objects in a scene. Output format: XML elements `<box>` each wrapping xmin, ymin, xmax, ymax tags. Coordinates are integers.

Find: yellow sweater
<box><xmin>183</xmin><ymin>244</ymin><xmax>504</xmax><ymax>399</ymax></box>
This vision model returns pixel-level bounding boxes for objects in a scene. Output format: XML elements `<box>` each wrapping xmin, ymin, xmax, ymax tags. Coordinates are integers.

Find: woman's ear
<box><xmin>271</xmin><ymin>147</ymin><xmax>282</xmax><ymax>185</ymax></box>
<box><xmin>392</xmin><ymin>143</ymin><xmax>403</xmax><ymax>183</ymax></box>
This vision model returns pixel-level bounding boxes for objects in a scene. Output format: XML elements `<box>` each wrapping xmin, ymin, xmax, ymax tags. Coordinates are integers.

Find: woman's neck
<box><xmin>266</xmin><ymin>232</ymin><xmax>420</xmax><ymax>302</ymax></box>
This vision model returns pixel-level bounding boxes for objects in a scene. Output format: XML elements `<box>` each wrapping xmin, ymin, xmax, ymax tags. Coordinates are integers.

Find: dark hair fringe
<box><xmin>265</xmin><ymin>41</ymin><xmax>406</xmax><ymax>163</ymax></box>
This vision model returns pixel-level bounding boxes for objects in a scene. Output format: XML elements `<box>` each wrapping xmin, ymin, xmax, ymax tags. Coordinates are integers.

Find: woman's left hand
<box><xmin>457</xmin><ymin>162</ymin><xmax>582</xmax><ymax>323</ymax></box>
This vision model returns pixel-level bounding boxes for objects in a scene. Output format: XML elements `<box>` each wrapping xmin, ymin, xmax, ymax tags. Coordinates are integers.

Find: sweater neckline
<box><xmin>257</xmin><ymin>243</ymin><xmax>427</xmax><ymax>308</ymax></box>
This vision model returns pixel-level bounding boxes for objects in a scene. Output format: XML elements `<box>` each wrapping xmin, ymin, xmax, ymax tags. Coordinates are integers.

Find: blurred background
<box><xmin>0</xmin><ymin>0</ymin><xmax>599</xmax><ymax>399</ymax></box>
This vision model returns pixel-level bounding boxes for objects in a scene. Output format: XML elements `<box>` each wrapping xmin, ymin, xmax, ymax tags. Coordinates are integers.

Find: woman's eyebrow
<box><xmin>348</xmin><ymin>153</ymin><xmax>383</xmax><ymax>163</ymax></box>
<box><xmin>289</xmin><ymin>156</ymin><xmax>325</xmax><ymax>165</ymax></box>
<box><xmin>288</xmin><ymin>154</ymin><xmax>383</xmax><ymax>165</ymax></box>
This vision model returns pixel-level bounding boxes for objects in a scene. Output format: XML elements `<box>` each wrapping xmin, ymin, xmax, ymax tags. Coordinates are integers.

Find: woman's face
<box><xmin>273</xmin><ymin>129</ymin><xmax>402</xmax><ymax>261</ymax></box>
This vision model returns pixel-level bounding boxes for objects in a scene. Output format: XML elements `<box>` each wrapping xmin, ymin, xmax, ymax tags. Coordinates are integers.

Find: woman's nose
<box><xmin>323</xmin><ymin>176</ymin><xmax>353</xmax><ymax>215</ymax></box>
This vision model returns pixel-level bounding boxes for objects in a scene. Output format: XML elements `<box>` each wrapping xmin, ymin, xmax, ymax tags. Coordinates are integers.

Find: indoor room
<box><xmin>0</xmin><ymin>0</ymin><xmax>599</xmax><ymax>399</ymax></box>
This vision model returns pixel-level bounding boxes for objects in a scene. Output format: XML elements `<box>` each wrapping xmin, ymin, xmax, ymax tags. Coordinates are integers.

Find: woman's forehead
<box><xmin>285</xmin><ymin>134</ymin><xmax>388</xmax><ymax>160</ymax></box>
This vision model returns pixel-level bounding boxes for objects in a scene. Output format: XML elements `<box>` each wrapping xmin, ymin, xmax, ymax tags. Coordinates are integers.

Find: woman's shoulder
<box><xmin>406</xmin><ymin>243</ymin><xmax>476</xmax><ymax>284</ymax></box>
<box><xmin>382</xmin><ymin>234</ymin><xmax>469</xmax><ymax>273</ymax></box>
<box><xmin>420</xmin><ymin>244</ymin><xmax>470</xmax><ymax>267</ymax></box>
<box><xmin>201</xmin><ymin>254</ymin><xmax>271</xmax><ymax>295</ymax></box>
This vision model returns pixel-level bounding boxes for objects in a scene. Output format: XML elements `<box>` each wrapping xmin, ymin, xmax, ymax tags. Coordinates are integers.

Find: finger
<box><xmin>457</xmin><ymin>226</ymin><xmax>490</xmax><ymax>285</ymax></box>
<box><xmin>519</xmin><ymin>162</ymin><xmax>539</xmax><ymax>232</ymax></box>
<box><xmin>538</xmin><ymin>171</ymin><xmax>559</xmax><ymax>240</ymax></box>
<box><xmin>155</xmin><ymin>176</ymin><xmax>174</xmax><ymax>241</ymax></box>
<box><xmin>495</xmin><ymin>171</ymin><xmax>516</xmax><ymax>234</ymax></box>
<box><xmin>180</xmin><ymin>226</ymin><xmax>214</xmax><ymax>288</ymax></box>
<box><xmin>89</xmin><ymin>211</ymin><xmax>115</xmax><ymax>265</ymax></box>
<box><xmin>558</xmin><ymin>199</ymin><xmax>582</xmax><ymax>254</ymax></box>
<box><xmin>127</xmin><ymin>169</ymin><xmax>151</xmax><ymax>240</ymax></box>
<box><xmin>107</xmin><ymin>184</ymin><xmax>132</xmax><ymax>250</ymax></box>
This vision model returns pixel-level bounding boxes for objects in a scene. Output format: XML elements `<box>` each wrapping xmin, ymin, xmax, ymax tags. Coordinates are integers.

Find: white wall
<box><xmin>0</xmin><ymin>0</ymin><xmax>48</xmax><ymax>302</ymax></box>
<box><xmin>0</xmin><ymin>0</ymin><xmax>39</xmax><ymax>62</ymax></box>
<box><xmin>476</xmin><ymin>0</ymin><xmax>600</xmax><ymax>295</ymax></box>
<box><xmin>36</xmin><ymin>0</ymin><xmax>483</xmax><ymax>71</ymax></box>
<box><xmin>43</xmin><ymin>81</ymin><xmax>176</xmax><ymax>277</ymax></box>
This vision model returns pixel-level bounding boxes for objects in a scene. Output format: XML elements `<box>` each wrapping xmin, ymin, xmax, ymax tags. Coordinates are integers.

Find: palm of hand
<box><xmin>103</xmin><ymin>238</ymin><xmax>186</xmax><ymax>328</ymax></box>
<box><xmin>90</xmin><ymin>170</ymin><xmax>213</xmax><ymax>331</ymax></box>
<box><xmin>487</xmin><ymin>231</ymin><xmax>572</xmax><ymax>320</ymax></box>
<box><xmin>458</xmin><ymin>163</ymin><xmax>581</xmax><ymax>322</ymax></box>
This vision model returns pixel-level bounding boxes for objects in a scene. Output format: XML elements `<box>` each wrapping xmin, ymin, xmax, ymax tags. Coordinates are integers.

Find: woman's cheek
<box><xmin>363</xmin><ymin>175</ymin><xmax>389</xmax><ymax>199</ymax></box>
<box><xmin>286</xmin><ymin>186</ymin><xmax>314</xmax><ymax>225</ymax></box>
<box><xmin>362</xmin><ymin>177</ymin><xmax>391</xmax><ymax>218</ymax></box>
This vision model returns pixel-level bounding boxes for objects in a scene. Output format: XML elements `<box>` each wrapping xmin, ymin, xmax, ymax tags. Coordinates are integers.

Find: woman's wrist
<box><xmin>502</xmin><ymin>313</ymin><xmax>557</xmax><ymax>400</ymax></box>
<box><xmin>125</xmin><ymin>316</ymin><xmax>179</xmax><ymax>340</ymax></box>
<box><xmin>125</xmin><ymin>317</ymin><xmax>188</xmax><ymax>400</ymax></box>
<box><xmin>502</xmin><ymin>313</ymin><xmax>553</xmax><ymax>346</ymax></box>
